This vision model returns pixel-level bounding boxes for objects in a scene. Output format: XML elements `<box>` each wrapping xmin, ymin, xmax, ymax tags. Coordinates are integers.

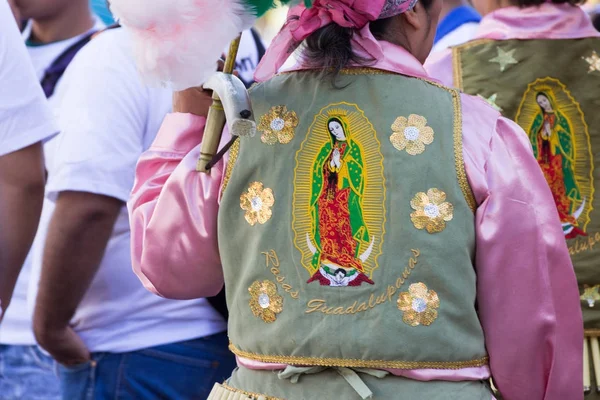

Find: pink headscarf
<box><xmin>254</xmin><ymin>0</ymin><xmax>419</xmax><ymax>81</ymax></box>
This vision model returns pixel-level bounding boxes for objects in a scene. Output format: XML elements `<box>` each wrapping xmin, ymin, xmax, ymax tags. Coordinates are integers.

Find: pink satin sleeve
<box><xmin>424</xmin><ymin>49</ymin><xmax>454</xmax><ymax>88</ymax></box>
<box><xmin>463</xmin><ymin>100</ymin><xmax>583</xmax><ymax>399</ymax></box>
<box><xmin>128</xmin><ymin>113</ymin><xmax>226</xmax><ymax>300</ymax></box>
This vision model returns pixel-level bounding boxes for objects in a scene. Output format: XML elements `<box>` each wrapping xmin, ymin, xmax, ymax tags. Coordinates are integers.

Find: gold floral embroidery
<box><xmin>390</xmin><ymin>114</ymin><xmax>434</xmax><ymax>155</ymax></box>
<box><xmin>258</xmin><ymin>105</ymin><xmax>299</xmax><ymax>145</ymax></box>
<box><xmin>581</xmin><ymin>285</ymin><xmax>600</xmax><ymax>307</ymax></box>
<box><xmin>248</xmin><ymin>280</ymin><xmax>283</xmax><ymax>323</ymax></box>
<box><xmin>583</xmin><ymin>51</ymin><xmax>600</xmax><ymax>74</ymax></box>
<box><xmin>410</xmin><ymin>189</ymin><xmax>454</xmax><ymax>233</ymax></box>
<box><xmin>397</xmin><ymin>282</ymin><xmax>440</xmax><ymax>327</ymax></box>
<box><xmin>240</xmin><ymin>182</ymin><xmax>275</xmax><ymax>226</ymax></box>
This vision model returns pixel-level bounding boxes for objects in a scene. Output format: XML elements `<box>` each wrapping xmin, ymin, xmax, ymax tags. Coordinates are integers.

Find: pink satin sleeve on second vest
<box><xmin>128</xmin><ymin>113</ymin><xmax>227</xmax><ymax>300</ymax></box>
<box><xmin>461</xmin><ymin>94</ymin><xmax>583</xmax><ymax>400</ymax></box>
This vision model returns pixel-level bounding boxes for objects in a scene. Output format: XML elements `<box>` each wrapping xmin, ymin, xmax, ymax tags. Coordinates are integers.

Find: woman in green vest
<box><xmin>114</xmin><ymin>0</ymin><xmax>583</xmax><ymax>398</ymax></box>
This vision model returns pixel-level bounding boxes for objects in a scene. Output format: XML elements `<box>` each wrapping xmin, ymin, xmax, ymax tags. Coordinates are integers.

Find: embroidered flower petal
<box><xmin>426</xmin><ymin>290</ymin><xmax>440</xmax><ymax>308</ymax></box>
<box><xmin>403</xmin><ymin>310</ymin><xmax>420</xmax><ymax>326</ymax></box>
<box><xmin>248</xmin><ymin>280</ymin><xmax>283</xmax><ymax>323</ymax></box>
<box><xmin>240</xmin><ymin>182</ymin><xmax>275</xmax><ymax>226</ymax></box>
<box><xmin>420</xmin><ymin>309</ymin><xmax>438</xmax><ymax>326</ymax></box>
<box><xmin>261</xmin><ymin>131</ymin><xmax>278</xmax><ymax>145</ymax></box>
<box><xmin>257</xmin><ymin>208</ymin><xmax>273</xmax><ymax>225</ymax></box>
<box><xmin>426</xmin><ymin>219</ymin><xmax>446</xmax><ymax>234</ymax></box>
<box><xmin>391</xmin><ymin>116</ymin><xmax>408</xmax><ymax>132</ymax></box>
<box><xmin>427</xmin><ymin>188</ymin><xmax>446</xmax><ymax>205</ymax></box>
<box><xmin>278</xmin><ymin>128</ymin><xmax>294</xmax><ymax>144</ymax></box>
<box><xmin>409</xmin><ymin>282</ymin><xmax>428</xmax><ymax>298</ymax></box>
<box><xmin>408</xmin><ymin>114</ymin><xmax>427</xmax><ymax>129</ymax></box>
<box><xmin>285</xmin><ymin>111</ymin><xmax>299</xmax><ymax>128</ymax></box>
<box><xmin>438</xmin><ymin>202</ymin><xmax>454</xmax><ymax>222</ymax></box>
<box><xmin>405</xmin><ymin>140</ymin><xmax>425</xmax><ymax>156</ymax></box>
<box><xmin>390</xmin><ymin>132</ymin><xmax>408</xmax><ymax>151</ymax></box>
<box><xmin>410</xmin><ymin>192</ymin><xmax>430</xmax><ymax>210</ymax></box>
<box><xmin>258</xmin><ymin>106</ymin><xmax>298</xmax><ymax>145</ymax></box>
<box><xmin>397</xmin><ymin>292</ymin><xmax>413</xmax><ymax>311</ymax></box>
<box><xmin>410</xmin><ymin>213</ymin><xmax>430</xmax><ymax>230</ymax></box>
<box><xmin>261</xmin><ymin>188</ymin><xmax>275</xmax><ymax>207</ymax></box>
<box><xmin>420</xmin><ymin>127</ymin><xmax>434</xmax><ymax>145</ymax></box>
<box><xmin>398</xmin><ymin>283</ymin><xmax>440</xmax><ymax>327</ymax></box>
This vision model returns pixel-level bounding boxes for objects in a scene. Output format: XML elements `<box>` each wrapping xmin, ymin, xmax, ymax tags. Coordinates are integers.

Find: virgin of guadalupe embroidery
<box><xmin>515</xmin><ymin>77</ymin><xmax>594</xmax><ymax>239</ymax></box>
<box><xmin>292</xmin><ymin>103</ymin><xmax>386</xmax><ymax>287</ymax></box>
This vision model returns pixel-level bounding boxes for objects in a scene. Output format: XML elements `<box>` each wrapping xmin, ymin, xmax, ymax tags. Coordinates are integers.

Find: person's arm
<box><xmin>0</xmin><ymin>143</ymin><xmax>45</xmax><ymax>316</ymax></box>
<box><xmin>475</xmin><ymin>117</ymin><xmax>582</xmax><ymax>399</ymax></box>
<box><xmin>31</xmin><ymin>31</ymin><xmax>149</xmax><ymax>363</ymax></box>
<box><xmin>0</xmin><ymin>1</ymin><xmax>58</xmax><ymax>317</ymax></box>
<box><xmin>34</xmin><ymin>192</ymin><xmax>122</xmax><ymax>365</ymax></box>
<box><xmin>129</xmin><ymin>96</ymin><xmax>227</xmax><ymax>300</ymax></box>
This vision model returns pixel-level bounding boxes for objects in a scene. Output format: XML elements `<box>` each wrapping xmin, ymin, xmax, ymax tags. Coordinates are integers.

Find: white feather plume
<box><xmin>110</xmin><ymin>0</ymin><xmax>256</xmax><ymax>90</ymax></box>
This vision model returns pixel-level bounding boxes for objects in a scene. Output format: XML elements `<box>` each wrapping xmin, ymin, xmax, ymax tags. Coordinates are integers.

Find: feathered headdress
<box><xmin>109</xmin><ymin>0</ymin><xmax>308</xmax><ymax>90</ymax></box>
<box><xmin>110</xmin><ymin>0</ymin><xmax>416</xmax><ymax>90</ymax></box>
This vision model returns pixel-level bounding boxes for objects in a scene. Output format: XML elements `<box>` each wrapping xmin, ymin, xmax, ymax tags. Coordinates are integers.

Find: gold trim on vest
<box><xmin>229</xmin><ymin>343</ymin><xmax>489</xmax><ymax>370</ymax></box>
<box><xmin>221</xmin><ymin>138</ymin><xmax>240</xmax><ymax>199</ymax></box>
<box><xmin>208</xmin><ymin>382</ymin><xmax>284</xmax><ymax>400</ymax></box>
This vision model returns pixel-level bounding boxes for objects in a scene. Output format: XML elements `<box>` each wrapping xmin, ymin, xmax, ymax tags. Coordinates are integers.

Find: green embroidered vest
<box><xmin>454</xmin><ymin>38</ymin><xmax>600</xmax><ymax>332</ymax></box>
<box><xmin>218</xmin><ymin>69</ymin><xmax>488</xmax><ymax>369</ymax></box>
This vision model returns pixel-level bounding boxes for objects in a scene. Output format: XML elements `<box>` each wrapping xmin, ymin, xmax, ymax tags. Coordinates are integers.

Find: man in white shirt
<box><xmin>0</xmin><ymin>0</ymin><xmax>57</xmax><ymax>321</ymax></box>
<box><xmin>31</xmin><ymin>26</ymin><xmax>264</xmax><ymax>399</ymax></box>
<box><xmin>0</xmin><ymin>1</ymin><xmax>101</xmax><ymax>399</ymax></box>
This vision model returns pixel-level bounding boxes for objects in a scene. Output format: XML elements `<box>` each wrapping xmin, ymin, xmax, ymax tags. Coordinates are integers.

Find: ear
<box><xmin>401</xmin><ymin>4</ymin><xmax>423</xmax><ymax>31</ymax></box>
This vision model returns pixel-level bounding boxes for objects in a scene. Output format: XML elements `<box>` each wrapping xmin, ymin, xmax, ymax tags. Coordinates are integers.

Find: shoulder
<box><xmin>424</xmin><ymin>49</ymin><xmax>455</xmax><ymax>87</ymax></box>
<box><xmin>70</xmin><ymin>28</ymin><xmax>136</xmax><ymax>73</ymax></box>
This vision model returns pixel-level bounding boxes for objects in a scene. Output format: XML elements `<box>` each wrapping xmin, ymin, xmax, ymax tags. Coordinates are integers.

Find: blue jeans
<box><xmin>58</xmin><ymin>332</ymin><xmax>236</xmax><ymax>400</ymax></box>
<box><xmin>0</xmin><ymin>345</ymin><xmax>62</xmax><ymax>400</ymax></box>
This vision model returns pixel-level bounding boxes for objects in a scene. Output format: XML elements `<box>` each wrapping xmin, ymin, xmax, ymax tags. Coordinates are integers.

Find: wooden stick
<box><xmin>197</xmin><ymin>35</ymin><xmax>242</xmax><ymax>173</ymax></box>
<box><xmin>591</xmin><ymin>337</ymin><xmax>600</xmax><ymax>392</ymax></box>
<box><xmin>585</xmin><ymin>337</ymin><xmax>591</xmax><ymax>393</ymax></box>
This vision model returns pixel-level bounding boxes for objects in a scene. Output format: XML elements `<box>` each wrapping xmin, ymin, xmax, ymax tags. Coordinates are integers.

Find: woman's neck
<box><xmin>29</xmin><ymin>4</ymin><xmax>94</xmax><ymax>44</ymax></box>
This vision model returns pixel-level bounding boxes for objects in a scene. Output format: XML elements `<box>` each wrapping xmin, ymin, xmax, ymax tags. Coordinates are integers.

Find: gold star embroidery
<box><xmin>477</xmin><ymin>93</ymin><xmax>502</xmax><ymax>112</ymax></box>
<box><xmin>583</xmin><ymin>51</ymin><xmax>600</xmax><ymax>74</ymax></box>
<box><xmin>489</xmin><ymin>48</ymin><xmax>518</xmax><ymax>72</ymax></box>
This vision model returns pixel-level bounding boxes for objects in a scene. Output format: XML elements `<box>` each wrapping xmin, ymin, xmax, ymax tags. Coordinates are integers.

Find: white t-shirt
<box><xmin>0</xmin><ymin>21</ymin><xmax>104</xmax><ymax>346</ymax></box>
<box><xmin>430</xmin><ymin>22</ymin><xmax>480</xmax><ymax>54</ymax></box>
<box><xmin>0</xmin><ymin>1</ymin><xmax>57</xmax><ymax>157</ymax></box>
<box><xmin>28</xmin><ymin>28</ymin><xmax>235</xmax><ymax>353</ymax></box>
<box><xmin>233</xmin><ymin>29</ymin><xmax>265</xmax><ymax>85</ymax></box>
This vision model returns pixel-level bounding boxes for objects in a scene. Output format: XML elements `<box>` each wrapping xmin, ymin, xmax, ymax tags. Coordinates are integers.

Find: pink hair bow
<box><xmin>254</xmin><ymin>0</ymin><xmax>387</xmax><ymax>81</ymax></box>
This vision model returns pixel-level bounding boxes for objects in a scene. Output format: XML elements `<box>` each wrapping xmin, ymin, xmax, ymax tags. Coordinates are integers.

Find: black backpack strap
<box><xmin>40</xmin><ymin>31</ymin><xmax>97</xmax><ymax>98</ymax></box>
<box><xmin>251</xmin><ymin>28</ymin><xmax>266</xmax><ymax>61</ymax></box>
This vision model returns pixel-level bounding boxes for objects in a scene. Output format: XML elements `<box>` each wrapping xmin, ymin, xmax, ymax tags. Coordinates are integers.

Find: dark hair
<box><xmin>300</xmin><ymin>0</ymin><xmax>435</xmax><ymax>82</ymax></box>
<box><xmin>593</xmin><ymin>14</ymin><xmax>600</xmax><ymax>32</ymax></box>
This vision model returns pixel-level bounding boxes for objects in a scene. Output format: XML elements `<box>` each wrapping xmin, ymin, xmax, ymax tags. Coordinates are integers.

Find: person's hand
<box><xmin>172</xmin><ymin>87</ymin><xmax>214</xmax><ymax>117</ymax></box>
<box><xmin>34</xmin><ymin>325</ymin><xmax>90</xmax><ymax>366</ymax></box>
<box><xmin>172</xmin><ymin>58</ymin><xmax>240</xmax><ymax>117</ymax></box>
<box><xmin>333</xmin><ymin>148</ymin><xmax>341</xmax><ymax>168</ymax></box>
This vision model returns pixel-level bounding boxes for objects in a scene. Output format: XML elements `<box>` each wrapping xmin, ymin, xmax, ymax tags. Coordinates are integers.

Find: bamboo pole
<box><xmin>591</xmin><ymin>337</ymin><xmax>600</xmax><ymax>392</ymax></box>
<box><xmin>585</xmin><ymin>337</ymin><xmax>591</xmax><ymax>393</ymax></box>
<box><xmin>197</xmin><ymin>35</ymin><xmax>242</xmax><ymax>173</ymax></box>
